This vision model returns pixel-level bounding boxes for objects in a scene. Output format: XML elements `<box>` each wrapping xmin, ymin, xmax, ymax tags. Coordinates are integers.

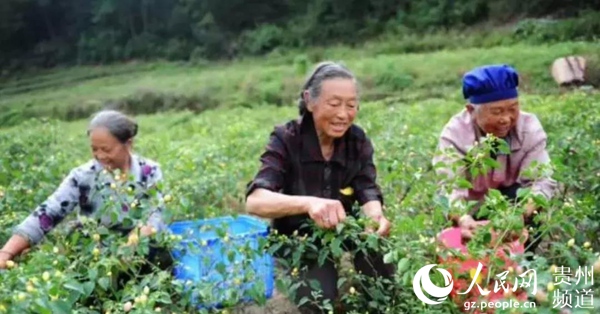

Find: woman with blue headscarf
<box><xmin>432</xmin><ymin>64</ymin><xmax>558</xmax><ymax>254</ymax></box>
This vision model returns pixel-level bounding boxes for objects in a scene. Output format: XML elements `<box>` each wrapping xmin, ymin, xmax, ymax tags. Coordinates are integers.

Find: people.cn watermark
<box><xmin>413</xmin><ymin>262</ymin><xmax>595</xmax><ymax>310</ymax></box>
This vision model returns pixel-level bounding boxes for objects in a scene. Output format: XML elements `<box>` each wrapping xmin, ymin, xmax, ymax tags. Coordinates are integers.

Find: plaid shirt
<box><xmin>246</xmin><ymin>114</ymin><xmax>383</xmax><ymax>235</ymax></box>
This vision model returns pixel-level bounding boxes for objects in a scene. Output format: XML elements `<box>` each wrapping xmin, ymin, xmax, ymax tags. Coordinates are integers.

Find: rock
<box><xmin>551</xmin><ymin>56</ymin><xmax>586</xmax><ymax>87</ymax></box>
<box><xmin>232</xmin><ymin>288</ymin><xmax>300</xmax><ymax>314</ymax></box>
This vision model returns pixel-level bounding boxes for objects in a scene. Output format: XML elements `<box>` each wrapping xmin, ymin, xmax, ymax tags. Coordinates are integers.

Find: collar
<box><xmin>129</xmin><ymin>154</ymin><xmax>142</xmax><ymax>181</ymax></box>
<box><xmin>511</xmin><ymin>113</ymin><xmax>525</xmax><ymax>151</ymax></box>
<box><xmin>298</xmin><ymin>114</ymin><xmax>347</xmax><ymax>166</ymax></box>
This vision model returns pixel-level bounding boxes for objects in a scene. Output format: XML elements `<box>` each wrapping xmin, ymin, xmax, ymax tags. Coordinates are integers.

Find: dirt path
<box><xmin>233</xmin><ymin>289</ymin><xmax>301</xmax><ymax>314</ymax></box>
<box><xmin>232</xmin><ymin>254</ymin><xmax>357</xmax><ymax>314</ymax></box>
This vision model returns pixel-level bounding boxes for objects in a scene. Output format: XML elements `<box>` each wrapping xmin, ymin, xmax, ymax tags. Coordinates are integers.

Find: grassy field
<box><xmin>0</xmin><ymin>40</ymin><xmax>598</xmax><ymax>127</ymax></box>
<box><xmin>0</xmin><ymin>41</ymin><xmax>599</xmax><ymax>313</ymax></box>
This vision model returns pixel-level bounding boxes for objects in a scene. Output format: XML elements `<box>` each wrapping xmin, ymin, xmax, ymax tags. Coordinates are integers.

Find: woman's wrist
<box><xmin>361</xmin><ymin>200</ymin><xmax>384</xmax><ymax>219</ymax></box>
<box><xmin>365</xmin><ymin>211</ymin><xmax>383</xmax><ymax>222</ymax></box>
<box><xmin>0</xmin><ymin>250</ymin><xmax>14</xmax><ymax>259</ymax></box>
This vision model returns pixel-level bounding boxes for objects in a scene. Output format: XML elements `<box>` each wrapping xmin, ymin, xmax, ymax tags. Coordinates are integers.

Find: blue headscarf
<box><xmin>462</xmin><ymin>64</ymin><xmax>519</xmax><ymax>105</ymax></box>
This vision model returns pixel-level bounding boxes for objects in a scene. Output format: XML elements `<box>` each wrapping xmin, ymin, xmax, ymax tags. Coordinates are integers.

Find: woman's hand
<box><xmin>458</xmin><ymin>215</ymin><xmax>485</xmax><ymax>240</ymax></box>
<box><xmin>305</xmin><ymin>197</ymin><xmax>346</xmax><ymax>229</ymax></box>
<box><xmin>0</xmin><ymin>236</ymin><xmax>29</xmax><ymax>268</ymax></box>
<box><xmin>365</xmin><ymin>215</ymin><xmax>391</xmax><ymax>237</ymax></box>
<box><xmin>361</xmin><ymin>201</ymin><xmax>391</xmax><ymax>236</ymax></box>
<box><xmin>0</xmin><ymin>251</ymin><xmax>15</xmax><ymax>270</ymax></box>
<box><xmin>124</xmin><ymin>225</ymin><xmax>157</xmax><ymax>247</ymax></box>
<box><xmin>139</xmin><ymin>225</ymin><xmax>157</xmax><ymax>237</ymax></box>
<box><xmin>524</xmin><ymin>199</ymin><xmax>539</xmax><ymax>223</ymax></box>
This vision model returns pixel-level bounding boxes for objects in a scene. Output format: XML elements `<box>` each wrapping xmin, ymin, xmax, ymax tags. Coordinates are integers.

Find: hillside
<box><xmin>1</xmin><ymin>40</ymin><xmax>599</xmax><ymax>128</ymax></box>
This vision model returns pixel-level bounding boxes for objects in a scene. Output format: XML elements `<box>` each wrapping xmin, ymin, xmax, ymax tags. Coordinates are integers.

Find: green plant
<box><xmin>0</xmin><ymin>68</ymin><xmax>599</xmax><ymax>313</ymax></box>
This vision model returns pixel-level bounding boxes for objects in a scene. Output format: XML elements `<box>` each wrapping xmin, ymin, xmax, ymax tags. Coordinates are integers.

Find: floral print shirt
<box><xmin>13</xmin><ymin>154</ymin><xmax>166</xmax><ymax>245</ymax></box>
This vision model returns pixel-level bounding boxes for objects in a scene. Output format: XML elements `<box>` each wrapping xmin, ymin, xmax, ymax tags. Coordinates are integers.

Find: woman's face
<box><xmin>307</xmin><ymin>78</ymin><xmax>358</xmax><ymax>141</ymax></box>
<box><xmin>467</xmin><ymin>98</ymin><xmax>520</xmax><ymax>138</ymax></box>
<box><xmin>89</xmin><ymin>127</ymin><xmax>131</xmax><ymax>171</ymax></box>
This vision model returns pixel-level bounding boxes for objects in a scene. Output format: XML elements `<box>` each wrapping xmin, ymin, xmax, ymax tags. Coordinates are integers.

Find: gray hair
<box><xmin>87</xmin><ymin>110</ymin><xmax>138</xmax><ymax>143</ymax></box>
<box><xmin>298</xmin><ymin>61</ymin><xmax>357</xmax><ymax>115</ymax></box>
<box><xmin>470</xmin><ymin>104</ymin><xmax>483</xmax><ymax>114</ymax></box>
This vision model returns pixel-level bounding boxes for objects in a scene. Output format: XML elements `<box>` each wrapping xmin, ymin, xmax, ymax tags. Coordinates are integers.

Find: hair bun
<box><xmin>132</xmin><ymin>123</ymin><xmax>138</xmax><ymax>138</ymax></box>
<box><xmin>297</xmin><ymin>61</ymin><xmax>355</xmax><ymax>117</ymax></box>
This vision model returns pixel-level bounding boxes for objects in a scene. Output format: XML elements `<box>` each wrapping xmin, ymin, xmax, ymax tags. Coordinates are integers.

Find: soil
<box><xmin>232</xmin><ymin>253</ymin><xmax>356</xmax><ymax>314</ymax></box>
<box><xmin>232</xmin><ymin>289</ymin><xmax>301</xmax><ymax>314</ymax></box>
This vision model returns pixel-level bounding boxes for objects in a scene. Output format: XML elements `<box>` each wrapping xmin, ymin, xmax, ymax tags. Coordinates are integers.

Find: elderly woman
<box><xmin>245</xmin><ymin>62</ymin><xmax>395</xmax><ymax>313</ymax></box>
<box><xmin>0</xmin><ymin>110</ymin><xmax>171</xmax><ymax>270</ymax></box>
<box><xmin>432</xmin><ymin>64</ymin><xmax>558</xmax><ymax>254</ymax></box>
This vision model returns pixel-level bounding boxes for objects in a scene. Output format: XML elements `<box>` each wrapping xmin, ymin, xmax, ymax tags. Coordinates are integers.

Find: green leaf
<box><xmin>69</xmin><ymin>233</ymin><xmax>80</xmax><ymax>247</ymax></box>
<box><xmin>563</xmin><ymin>223</ymin><xmax>577</xmax><ymax>237</ymax></box>
<box><xmin>516</xmin><ymin>187</ymin><xmax>530</xmax><ymax>199</ymax></box>
<box><xmin>402</xmin><ymin>271</ymin><xmax>411</xmax><ymax>285</ymax></box>
<box><xmin>98</xmin><ymin>277</ymin><xmax>109</xmax><ymax>291</ymax></box>
<box><xmin>487</xmin><ymin>189</ymin><xmax>502</xmax><ymax>199</ymax></box>
<box><xmin>33</xmin><ymin>300</ymin><xmax>52</xmax><ymax>314</ymax></box>
<box><xmin>323</xmin><ymin>232</ymin><xmax>334</xmax><ymax>243</ymax></box>
<box><xmin>475</xmin><ymin>206</ymin><xmax>489</xmax><ymax>219</ymax></box>
<box><xmin>216</xmin><ymin>262</ymin><xmax>226</xmax><ymax>275</ymax></box>
<box><xmin>49</xmin><ymin>300</ymin><xmax>72</xmax><ymax>314</ymax></box>
<box><xmin>535</xmin><ymin>308</ymin><xmax>553</xmax><ymax>314</ymax></box>
<box><xmin>510</xmin><ymin>215</ymin><xmax>524</xmax><ymax>230</ymax></box>
<box><xmin>88</xmin><ymin>268</ymin><xmax>98</xmax><ymax>281</ymax></box>
<box><xmin>156</xmin><ymin>293</ymin><xmax>173</xmax><ymax>304</ymax></box>
<box><xmin>82</xmin><ymin>281</ymin><xmax>95</xmax><ymax>298</ymax></box>
<box><xmin>367</xmin><ymin>234</ymin><xmax>379</xmax><ymax>249</ymax></box>
<box><xmin>64</xmin><ymin>281</ymin><xmax>85</xmax><ymax>295</ymax></box>
<box><xmin>337</xmin><ymin>277</ymin><xmax>347</xmax><ymax>289</ymax></box>
<box><xmin>292</xmin><ymin>249</ymin><xmax>302</xmax><ymax>265</ymax></box>
<box><xmin>227</xmin><ymin>250</ymin><xmax>236</xmax><ymax>263</ymax></box>
<box><xmin>397</xmin><ymin>258</ymin><xmax>410</xmax><ymax>273</ymax></box>
<box><xmin>457</xmin><ymin>178</ymin><xmax>473</xmax><ymax>189</ymax></box>
<box><xmin>67</xmin><ymin>291</ymin><xmax>80</xmax><ymax>305</ymax></box>
<box><xmin>483</xmin><ymin>158</ymin><xmax>500</xmax><ymax>169</ymax></box>
<box><xmin>330</xmin><ymin>238</ymin><xmax>343</xmax><ymax>257</ymax></box>
<box><xmin>470</xmin><ymin>167</ymin><xmax>479</xmax><ymax>178</ymax></box>
<box><xmin>335</xmin><ymin>222</ymin><xmax>345</xmax><ymax>234</ymax></box>
<box><xmin>308</xmin><ymin>279</ymin><xmax>322</xmax><ymax>291</ymax></box>
<box><xmin>482</xmin><ymin>231</ymin><xmax>492</xmax><ymax>244</ymax></box>
<box><xmin>318</xmin><ymin>248</ymin><xmax>328</xmax><ymax>267</ymax></box>
<box><xmin>121</xmin><ymin>217</ymin><xmax>134</xmax><ymax>229</ymax></box>
<box><xmin>110</xmin><ymin>211</ymin><xmax>119</xmax><ymax>224</ymax></box>
<box><xmin>298</xmin><ymin>296</ymin><xmax>310</xmax><ymax>306</ymax></box>
<box><xmin>383</xmin><ymin>251</ymin><xmax>394</xmax><ymax>264</ymax></box>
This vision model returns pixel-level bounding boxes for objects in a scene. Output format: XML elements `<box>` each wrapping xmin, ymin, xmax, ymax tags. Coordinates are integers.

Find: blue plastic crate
<box><xmin>168</xmin><ymin>215</ymin><xmax>274</xmax><ymax>309</ymax></box>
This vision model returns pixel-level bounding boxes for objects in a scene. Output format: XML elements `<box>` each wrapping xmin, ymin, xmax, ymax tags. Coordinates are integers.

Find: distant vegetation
<box><xmin>0</xmin><ymin>41</ymin><xmax>599</xmax><ymax>128</ymax></box>
<box><xmin>1</xmin><ymin>2</ymin><xmax>600</xmax><ymax>312</ymax></box>
<box><xmin>1</xmin><ymin>0</ymin><xmax>600</xmax><ymax>72</ymax></box>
